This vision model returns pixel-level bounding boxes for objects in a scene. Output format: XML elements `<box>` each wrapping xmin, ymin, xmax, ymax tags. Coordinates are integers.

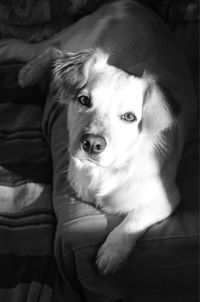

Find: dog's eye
<box><xmin>77</xmin><ymin>95</ymin><xmax>91</xmax><ymax>107</ymax></box>
<box><xmin>121</xmin><ymin>112</ymin><xmax>137</xmax><ymax>122</ymax></box>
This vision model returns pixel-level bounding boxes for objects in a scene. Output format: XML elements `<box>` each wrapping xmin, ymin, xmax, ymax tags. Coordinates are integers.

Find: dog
<box><xmin>2</xmin><ymin>0</ymin><xmax>196</xmax><ymax>274</ymax></box>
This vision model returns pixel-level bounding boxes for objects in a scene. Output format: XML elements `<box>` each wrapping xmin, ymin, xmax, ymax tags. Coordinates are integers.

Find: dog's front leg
<box><xmin>96</xmin><ymin>202</ymin><xmax>174</xmax><ymax>274</ymax></box>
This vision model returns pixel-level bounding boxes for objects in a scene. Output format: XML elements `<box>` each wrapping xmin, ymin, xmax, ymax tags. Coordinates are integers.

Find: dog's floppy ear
<box><xmin>53</xmin><ymin>49</ymin><xmax>93</xmax><ymax>89</ymax></box>
<box><xmin>53</xmin><ymin>48</ymin><xmax>109</xmax><ymax>90</ymax></box>
<box><xmin>142</xmin><ymin>76</ymin><xmax>180</xmax><ymax>133</ymax></box>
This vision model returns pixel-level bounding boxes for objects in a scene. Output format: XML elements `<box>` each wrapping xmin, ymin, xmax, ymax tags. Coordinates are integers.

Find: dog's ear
<box><xmin>142</xmin><ymin>76</ymin><xmax>180</xmax><ymax>133</ymax></box>
<box><xmin>53</xmin><ymin>48</ymin><xmax>109</xmax><ymax>90</ymax></box>
<box><xmin>53</xmin><ymin>49</ymin><xmax>93</xmax><ymax>88</ymax></box>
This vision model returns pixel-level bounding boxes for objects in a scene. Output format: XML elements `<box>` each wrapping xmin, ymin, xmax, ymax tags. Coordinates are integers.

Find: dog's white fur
<box><xmin>9</xmin><ymin>1</ymin><xmax>195</xmax><ymax>273</ymax></box>
<box><xmin>54</xmin><ymin>48</ymin><xmax>183</xmax><ymax>273</ymax></box>
<box><xmin>56</xmin><ymin>50</ymin><xmax>177</xmax><ymax>204</ymax></box>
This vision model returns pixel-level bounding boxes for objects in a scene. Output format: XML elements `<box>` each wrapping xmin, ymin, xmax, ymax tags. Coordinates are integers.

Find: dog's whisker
<box><xmin>58</xmin><ymin>167</ymin><xmax>69</xmax><ymax>175</ymax></box>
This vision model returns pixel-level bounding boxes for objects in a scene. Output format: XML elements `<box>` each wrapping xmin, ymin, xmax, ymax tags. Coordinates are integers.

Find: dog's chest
<box><xmin>69</xmin><ymin>162</ymin><xmax>139</xmax><ymax>214</ymax></box>
<box><xmin>68</xmin><ymin>160</ymin><xmax>102</xmax><ymax>203</ymax></box>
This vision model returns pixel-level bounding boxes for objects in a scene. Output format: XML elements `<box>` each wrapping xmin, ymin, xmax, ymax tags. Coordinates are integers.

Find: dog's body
<box><xmin>3</xmin><ymin>1</ymin><xmax>196</xmax><ymax>273</ymax></box>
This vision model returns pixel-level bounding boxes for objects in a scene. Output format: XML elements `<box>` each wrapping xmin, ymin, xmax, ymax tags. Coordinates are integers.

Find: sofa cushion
<box><xmin>44</xmin><ymin>84</ymin><xmax>199</xmax><ymax>301</ymax></box>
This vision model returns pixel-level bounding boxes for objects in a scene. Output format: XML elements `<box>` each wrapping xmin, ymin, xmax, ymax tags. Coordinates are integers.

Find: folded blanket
<box><xmin>0</xmin><ymin>0</ymin><xmax>106</xmax><ymax>41</ymax></box>
<box><xmin>0</xmin><ymin>63</ymin><xmax>56</xmax><ymax>302</ymax></box>
<box><xmin>0</xmin><ymin>0</ymin><xmax>198</xmax><ymax>41</ymax></box>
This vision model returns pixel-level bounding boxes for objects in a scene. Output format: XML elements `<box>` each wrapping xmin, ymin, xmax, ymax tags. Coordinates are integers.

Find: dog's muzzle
<box><xmin>80</xmin><ymin>134</ymin><xmax>106</xmax><ymax>155</ymax></box>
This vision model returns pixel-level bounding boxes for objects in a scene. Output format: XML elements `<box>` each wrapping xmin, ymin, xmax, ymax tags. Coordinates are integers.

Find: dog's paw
<box><xmin>96</xmin><ymin>231</ymin><xmax>133</xmax><ymax>274</ymax></box>
<box><xmin>18</xmin><ymin>59</ymin><xmax>41</xmax><ymax>87</ymax></box>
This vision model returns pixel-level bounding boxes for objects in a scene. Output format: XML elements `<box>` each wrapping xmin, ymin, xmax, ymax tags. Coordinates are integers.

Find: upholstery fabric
<box><xmin>0</xmin><ymin>63</ymin><xmax>56</xmax><ymax>302</ymax></box>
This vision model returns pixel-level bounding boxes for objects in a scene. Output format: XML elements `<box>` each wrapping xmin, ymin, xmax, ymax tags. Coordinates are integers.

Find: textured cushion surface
<box><xmin>0</xmin><ymin>63</ymin><xmax>56</xmax><ymax>302</ymax></box>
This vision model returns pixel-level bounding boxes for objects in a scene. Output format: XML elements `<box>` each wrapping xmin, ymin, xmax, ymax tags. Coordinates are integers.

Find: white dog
<box><xmin>53</xmin><ymin>48</ymin><xmax>184</xmax><ymax>274</ymax></box>
<box><xmin>7</xmin><ymin>1</ymin><xmax>195</xmax><ymax>273</ymax></box>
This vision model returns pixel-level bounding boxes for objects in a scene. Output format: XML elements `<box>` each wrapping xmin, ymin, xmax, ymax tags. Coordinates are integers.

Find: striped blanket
<box><xmin>0</xmin><ymin>63</ymin><xmax>56</xmax><ymax>302</ymax></box>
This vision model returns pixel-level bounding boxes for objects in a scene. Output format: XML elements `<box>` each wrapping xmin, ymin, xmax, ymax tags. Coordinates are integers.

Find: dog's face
<box><xmin>68</xmin><ymin>67</ymin><xmax>146</xmax><ymax>168</ymax></box>
<box><xmin>54</xmin><ymin>48</ymin><xmax>176</xmax><ymax>171</ymax></box>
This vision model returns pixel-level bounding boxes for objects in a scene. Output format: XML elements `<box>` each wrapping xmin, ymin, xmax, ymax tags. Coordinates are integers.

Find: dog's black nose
<box><xmin>81</xmin><ymin>134</ymin><xmax>106</xmax><ymax>154</ymax></box>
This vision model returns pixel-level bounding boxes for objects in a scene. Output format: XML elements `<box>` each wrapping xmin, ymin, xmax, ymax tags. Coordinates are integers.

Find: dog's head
<box><xmin>54</xmin><ymin>48</ymin><xmax>180</xmax><ymax>170</ymax></box>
